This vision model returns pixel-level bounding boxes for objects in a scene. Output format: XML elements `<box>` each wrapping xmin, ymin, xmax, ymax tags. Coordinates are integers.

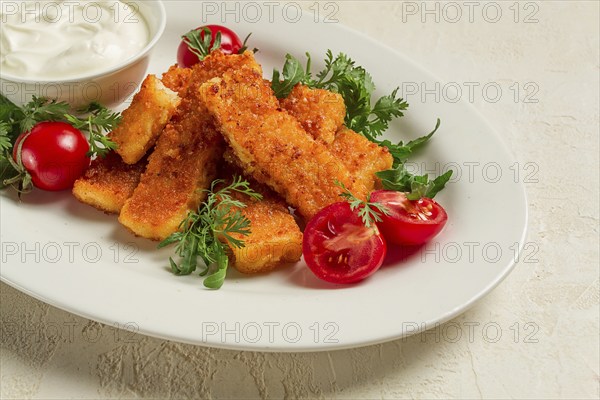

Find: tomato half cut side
<box><xmin>302</xmin><ymin>202</ymin><xmax>387</xmax><ymax>284</ymax></box>
<box><xmin>370</xmin><ymin>190</ymin><xmax>448</xmax><ymax>246</ymax></box>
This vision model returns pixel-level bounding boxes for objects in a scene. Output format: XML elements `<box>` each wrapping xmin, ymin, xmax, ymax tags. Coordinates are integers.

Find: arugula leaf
<box><xmin>377</xmin><ymin>118</ymin><xmax>441</xmax><ymax>167</ymax></box>
<box><xmin>158</xmin><ymin>176</ymin><xmax>262</xmax><ymax>289</ymax></box>
<box><xmin>237</xmin><ymin>33</ymin><xmax>257</xmax><ymax>55</ymax></box>
<box><xmin>422</xmin><ymin>170</ymin><xmax>453</xmax><ymax>199</ymax></box>
<box><xmin>376</xmin><ymin>164</ymin><xmax>453</xmax><ymax>200</ymax></box>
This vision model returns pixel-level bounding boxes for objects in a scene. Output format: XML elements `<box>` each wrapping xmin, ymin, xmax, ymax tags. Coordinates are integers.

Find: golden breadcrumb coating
<box><xmin>199</xmin><ymin>65</ymin><xmax>368</xmax><ymax>220</ymax></box>
<box><xmin>280</xmin><ymin>85</ymin><xmax>393</xmax><ymax>191</ymax></box>
<box><xmin>72</xmin><ymin>70</ymin><xmax>189</xmax><ymax>215</ymax></box>
<box><xmin>279</xmin><ymin>84</ymin><xmax>345</xmax><ymax>144</ymax></box>
<box><xmin>118</xmin><ymin>51</ymin><xmax>261</xmax><ymax>241</ymax></box>
<box><xmin>330</xmin><ymin>127</ymin><xmax>393</xmax><ymax>191</ymax></box>
<box><xmin>161</xmin><ymin>64</ymin><xmax>193</xmax><ymax>95</ymax></box>
<box><xmin>72</xmin><ymin>152</ymin><xmax>147</xmax><ymax>214</ymax></box>
<box><xmin>111</xmin><ymin>74</ymin><xmax>180</xmax><ymax>164</ymax></box>
<box><xmin>217</xmin><ymin>169</ymin><xmax>302</xmax><ymax>274</ymax></box>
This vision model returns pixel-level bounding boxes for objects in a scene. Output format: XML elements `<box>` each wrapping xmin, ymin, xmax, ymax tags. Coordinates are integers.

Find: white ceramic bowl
<box><xmin>0</xmin><ymin>0</ymin><xmax>166</xmax><ymax>110</ymax></box>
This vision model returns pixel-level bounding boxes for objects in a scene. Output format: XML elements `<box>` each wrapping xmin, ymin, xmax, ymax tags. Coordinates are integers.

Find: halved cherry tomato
<box><xmin>370</xmin><ymin>190</ymin><xmax>448</xmax><ymax>246</ymax></box>
<box><xmin>302</xmin><ymin>202</ymin><xmax>387</xmax><ymax>284</ymax></box>
<box><xmin>177</xmin><ymin>25</ymin><xmax>244</xmax><ymax>68</ymax></box>
<box><xmin>13</xmin><ymin>121</ymin><xmax>90</xmax><ymax>191</ymax></box>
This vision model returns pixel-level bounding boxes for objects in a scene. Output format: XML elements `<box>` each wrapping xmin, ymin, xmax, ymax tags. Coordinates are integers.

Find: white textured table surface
<box><xmin>1</xmin><ymin>1</ymin><xmax>599</xmax><ymax>399</ymax></box>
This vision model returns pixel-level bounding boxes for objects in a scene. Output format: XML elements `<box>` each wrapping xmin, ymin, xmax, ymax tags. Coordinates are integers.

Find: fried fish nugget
<box><xmin>72</xmin><ymin>70</ymin><xmax>189</xmax><ymax>214</ymax></box>
<box><xmin>280</xmin><ymin>85</ymin><xmax>393</xmax><ymax>191</ymax></box>
<box><xmin>119</xmin><ymin>52</ymin><xmax>262</xmax><ymax>241</ymax></box>
<box><xmin>72</xmin><ymin>152</ymin><xmax>147</xmax><ymax>214</ymax></box>
<box><xmin>218</xmin><ymin>171</ymin><xmax>302</xmax><ymax>273</ymax></box>
<box><xmin>329</xmin><ymin>127</ymin><xmax>393</xmax><ymax>191</ymax></box>
<box><xmin>200</xmin><ymin>65</ymin><xmax>368</xmax><ymax>220</ymax></box>
<box><xmin>279</xmin><ymin>84</ymin><xmax>345</xmax><ymax>144</ymax></box>
<box><xmin>161</xmin><ymin>64</ymin><xmax>193</xmax><ymax>95</ymax></box>
<box><xmin>111</xmin><ymin>74</ymin><xmax>180</xmax><ymax>164</ymax></box>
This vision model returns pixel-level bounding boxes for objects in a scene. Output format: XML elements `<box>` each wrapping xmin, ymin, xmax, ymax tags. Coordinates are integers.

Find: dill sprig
<box><xmin>65</xmin><ymin>102</ymin><xmax>121</xmax><ymax>157</ymax></box>
<box><xmin>158</xmin><ymin>176</ymin><xmax>263</xmax><ymax>289</ymax></box>
<box><xmin>335</xmin><ymin>181</ymin><xmax>389</xmax><ymax>228</ymax></box>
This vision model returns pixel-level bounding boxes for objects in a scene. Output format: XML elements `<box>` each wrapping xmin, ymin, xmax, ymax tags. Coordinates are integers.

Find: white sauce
<box><xmin>0</xmin><ymin>0</ymin><xmax>149</xmax><ymax>80</ymax></box>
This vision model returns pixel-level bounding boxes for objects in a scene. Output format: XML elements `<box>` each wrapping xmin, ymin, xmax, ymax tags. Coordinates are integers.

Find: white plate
<box><xmin>0</xmin><ymin>2</ymin><xmax>527</xmax><ymax>351</ymax></box>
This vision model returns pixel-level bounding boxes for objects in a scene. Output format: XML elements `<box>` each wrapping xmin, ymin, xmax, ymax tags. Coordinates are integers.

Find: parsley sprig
<box><xmin>18</xmin><ymin>96</ymin><xmax>70</xmax><ymax>133</ymax></box>
<box><xmin>0</xmin><ymin>122</ymin><xmax>12</xmax><ymax>154</ymax></box>
<box><xmin>336</xmin><ymin>181</ymin><xmax>389</xmax><ymax>228</ymax></box>
<box><xmin>272</xmin><ymin>52</ymin><xmax>452</xmax><ymax>197</ymax></box>
<box><xmin>158</xmin><ymin>176</ymin><xmax>262</xmax><ymax>289</ymax></box>
<box><xmin>272</xmin><ymin>51</ymin><xmax>409</xmax><ymax>140</ymax></box>
<box><xmin>271</xmin><ymin>51</ymin><xmax>438</xmax><ymax>167</ymax></box>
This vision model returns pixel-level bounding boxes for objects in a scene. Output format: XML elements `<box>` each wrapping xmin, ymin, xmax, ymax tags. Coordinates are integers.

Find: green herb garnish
<box><xmin>0</xmin><ymin>94</ymin><xmax>119</xmax><ymax>159</ymax></box>
<box><xmin>158</xmin><ymin>176</ymin><xmax>262</xmax><ymax>289</ymax></box>
<box><xmin>0</xmin><ymin>94</ymin><xmax>120</xmax><ymax>191</ymax></box>
<box><xmin>273</xmin><ymin>52</ymin><xmax>452</xmax><ymax>195</ymax></box>
<box><xmin>271</xmin><ymin>51</ymin><xmax>441</xmax><ymax>168</ymax></box>
<box><xmin>66</xmin><ymin>102</ymin><xmax>121</xmax><ymax>157</ymax></box>
<box><xmin>335</xmin><ymin>181</ymin><xmax>389</xmax><ymax>228</ymax></box>
<box><xmin>182</xmin><ymin>27</ymin><xmax>222</xmax><ymax>61</ymax></box>
<box><xmin>376</xmin><ymin>164</ymin><xmax>453</xmax><ymax>200</ymax></box>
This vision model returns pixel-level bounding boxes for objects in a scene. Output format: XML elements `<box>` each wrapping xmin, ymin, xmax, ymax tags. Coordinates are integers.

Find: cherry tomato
<box><xmin>370</xmin><ymin>190</ymin><xmax>448</xmax><ymax>246</ymax></box>
<box><xmin>302</xmin><ymin>202</ymin><xmax>387</xmax><ymax>284</ymax></box>
<box><xmin>177</xmin><ymin>25</ymin><xmax>244</xmax><ymax>68</ymax></box>
<box><xmin>13</xmin><ymin>121</ymin><xmax>90</xmax><ymax>191</ymax></box>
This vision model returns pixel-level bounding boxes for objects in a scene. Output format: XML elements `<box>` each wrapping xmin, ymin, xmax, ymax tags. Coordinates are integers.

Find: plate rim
<box><xmin>0</xmin><ymin>4</ymin><xmax>529</xmax><ymax>352</ymax></box>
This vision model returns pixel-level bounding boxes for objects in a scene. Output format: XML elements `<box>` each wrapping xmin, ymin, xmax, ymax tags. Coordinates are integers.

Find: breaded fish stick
<box><xmin>231</xmin><ymin>194</ymin><xmax>302</xmax><ymax>273</ymax></box>
<box><xmin>330</xmin><ymin>127</ymin><xmax>393</xmax><ymax>191</ymax></box>
<box><xmin>72</xmin><ymin>152</ymin><xmax>147</xmax><ymax>214</ymax></box>
<box><xmin>72</xmin><ymin>67</ymin><xmax>192</xmax><ymax>214</ymax></box>
<box><xmin>218</xmin><ymin>170</ymin><xmax>302</xmax><ymax>273</ymax></box>
<box><xmin>279</xmin><ymin>84</ymin><xmax>345</xmax><ymax>145</ymax></box>
<box><xmin>280</xmin><ymin>84</ymin><xmax>393</xmax><ymax>191</ymax></box>
<box><xmin>119</xmin><ymin>52</ymin><xmax>261</xmax><ymax>240</ymax></box>
<box><xmin>200</xmin><ymin>66</ymin><xmax>368</xmax><ymax>220</ymax></box>
<box><xmin>161</xmin><ymin>64</ymin><xmax>193</xmax><ymax>95</ymax></box>
<box><xmin>111</xmin><ymin>74</ymin><xmax>180</xmax><ymax>164</ymax></box>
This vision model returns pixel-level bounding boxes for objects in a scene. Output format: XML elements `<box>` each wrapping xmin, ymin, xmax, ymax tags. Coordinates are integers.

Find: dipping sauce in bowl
<box><xmin>0</xmin><ymin>0</ymin><xmax>166</xmax><ymax>109</ymax></box>
<box><xmin>1</xmin><ymin>1</ymin><xmax>150</xmax><ymax>80</ymax></box>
